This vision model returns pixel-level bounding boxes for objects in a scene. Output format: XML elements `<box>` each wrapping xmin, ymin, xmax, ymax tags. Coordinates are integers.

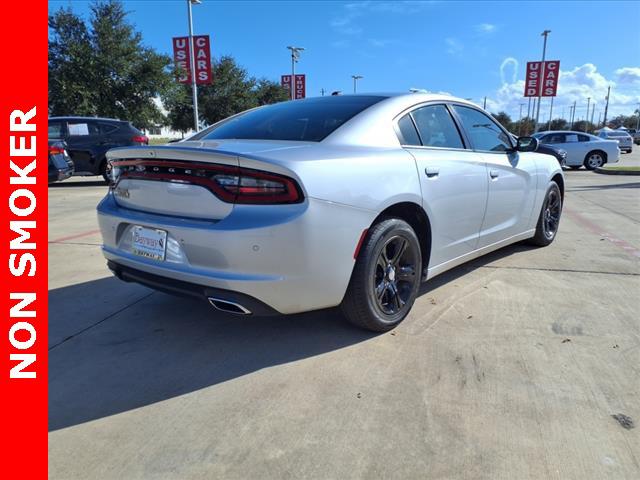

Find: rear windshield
<box><xmin>200</xmin><ymin>96</ymin><xmax>386</xmax><ymax>142</ymax></box>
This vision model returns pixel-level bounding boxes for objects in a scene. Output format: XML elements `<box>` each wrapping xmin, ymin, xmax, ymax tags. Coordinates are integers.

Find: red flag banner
<box><xmin>172</xmin><ymin>35</ymin><xmax>213</xmax><ymax>85</ymax></box>
<box><xmin>281</xmin><ymin>74</ymin><xmax>306</xmax><ymax>99</ymax></box>
<box><xmin>525</xmin><ymin>60</ymin><xmax>560</xmax><ymax>97</ymax></box>
<box><xmin>541</xmin><ymin>60</ymin><xmax>560</xmax><ymax>97</ymax></box>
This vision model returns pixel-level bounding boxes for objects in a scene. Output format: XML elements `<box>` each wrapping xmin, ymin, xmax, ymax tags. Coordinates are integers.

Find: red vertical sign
<box><xmin>524</xmin><ymin>60</ymin><xmax>560</xmax><ymax>97</ymax></box>
<box><xmin>281</xmin><ymin>74</ymin><xmax>306</xmax><ymax>99</ymax></box>
<box><xmin>172</xmin><ymin>35</ymin><xmax>212</xmax><ymax>85</ymax></box>
<box><xmin>1</xmin><ymin>0</ymin><xmax>48</xmax><ymax>477</ymax></box>
<box><xmin>524</xmin><ymin>61</ymin><xmax>542</xmax><ymax>97</ymax></box>
<box><xmin>541</xmin><ymin>60</ymin><xmax>560</xmax><ymax>97</ymax></box>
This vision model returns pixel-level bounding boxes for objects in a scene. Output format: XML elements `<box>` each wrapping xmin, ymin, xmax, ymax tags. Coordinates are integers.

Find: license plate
<box><xmin>131</xmin><ymin>226</ymin><xmax>167</xmax><ymax>261</ymax></box>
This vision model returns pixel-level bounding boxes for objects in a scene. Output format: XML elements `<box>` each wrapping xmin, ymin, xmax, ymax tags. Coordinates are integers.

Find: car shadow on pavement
<box><xmin>48</xmin><ymin>242</ymin><xmax>534</xmax><ymax>432</ymax></box>
<box><xmin>48</xmin><ymin>279</ymin><xmax>376</xmax><ymax>432</ymax></box>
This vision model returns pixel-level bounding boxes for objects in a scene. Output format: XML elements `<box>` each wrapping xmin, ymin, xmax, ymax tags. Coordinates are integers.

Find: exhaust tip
<box><xmin>208</xmin><ymin>297</ymin><xmax>252</xmax><ymax>315</ymax></box>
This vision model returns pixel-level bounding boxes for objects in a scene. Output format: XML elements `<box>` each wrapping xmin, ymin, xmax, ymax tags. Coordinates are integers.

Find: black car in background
<box><xmin>48</xmin><ymin>117</ymin><xmax>148</xmax><ymax>181</ymax></box>
<box><xmin>48</xmin><ymin>140</ymin><xmax>74</xmax><ymax>184</ymax></box>
<box><xmin>536</xmin><ymin>143</ymin><xmax>567</xmax><ymax>166</ymax></box>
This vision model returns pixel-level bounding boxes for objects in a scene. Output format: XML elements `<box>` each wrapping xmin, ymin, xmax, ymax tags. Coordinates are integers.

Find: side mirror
<box><xmin>516</xmin><ymin>136</ymin><xmax>539</xmax><ymax>152</ymax></box>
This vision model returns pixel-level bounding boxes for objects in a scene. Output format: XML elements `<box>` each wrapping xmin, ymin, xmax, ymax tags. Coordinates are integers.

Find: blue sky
<box><xmin>49</xmin><ymin>0</ymin><xmax>640</xmax><ymax>120</ymax></box>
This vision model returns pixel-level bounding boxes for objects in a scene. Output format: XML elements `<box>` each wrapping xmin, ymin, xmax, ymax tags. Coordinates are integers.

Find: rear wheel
<box><xmin>341</xmin><ymin>218</ymin><xmax>422</xmax><ymax>332</ymax></box>
<box><xmin>529</xmin><ymin>181</ymin><xmax>562</xmax><ymax>247</ymax></box>
<box><xmin>584</xmin><ymin>150</ymin><xmax>605</xmax><ymax>170</ymax></box>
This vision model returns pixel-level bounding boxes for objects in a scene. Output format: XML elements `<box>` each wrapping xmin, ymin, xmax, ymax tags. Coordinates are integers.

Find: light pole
<box><xmin>585</xmin><ymin>97</ymin><xmax>591</xmax><ymax>132</ymax></box>
<box><xmin>187</xmin><ymin>0</ymin><xmax>201</xmax><ymax>132</ymax></box>
<box><xmin>602</xmin><ymin>85</ymin><xmax>611</xmax><ymax>127</ymax></box>
<box><xmin>534</xmin><ymin>30</ymin><xmax>551</xmax><ymax>132</ymax></box>
<box><xmin>351</xmin><ymin>75</ymin><xmax>363</xmax><ymax>93</ymax></box>
<box><xmin>636</xmin><ymin>103</ymin><xmax>640</xmax><ymax>131</ymax></box>
<box><xmin>519</xmin><ymin>103</ymin><xmax>525</xmax><ymax>136</ymax></box>
<box><xmin>287</xmin><ymin>46</ymin><xmax>304</xmax><ymax>100</ymax></box>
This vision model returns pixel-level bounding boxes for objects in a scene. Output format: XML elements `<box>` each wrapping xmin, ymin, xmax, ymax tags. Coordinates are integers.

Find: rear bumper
<box><xmin>107</xmin><ymin>260</ymin><xmax>280</xmax><ymax>315</ymax></box>
<box><xmin>97</xmin><ymin>192</ymin><xmax>375</xmax><ymax>314</ymax></box>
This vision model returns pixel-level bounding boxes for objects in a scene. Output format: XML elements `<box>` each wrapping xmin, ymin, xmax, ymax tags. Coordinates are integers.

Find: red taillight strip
<box><xmin>111</xmin><ymin>159</ymin><xmax>303</xmax><ymax>204</ymax></box>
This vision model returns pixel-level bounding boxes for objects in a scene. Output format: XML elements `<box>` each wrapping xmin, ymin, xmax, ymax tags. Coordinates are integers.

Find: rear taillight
<box><xmin>132</xmin><ymin>135</ymin><xmax>149</xmax><ymax>144</ymax></box>
<box><xmin>49</xmin><ymin>145</ymin><xmax>64</xmax><ymax>155</ymax></box>
<box><xmin>111</xmin><ymin>160</ymin><xmax>303</xmax><ymax>204</ymax></box>
<box><xmin>213</xmin><ymin>169</ymin><xmax>301</xmax><ymax>204</ymax></box>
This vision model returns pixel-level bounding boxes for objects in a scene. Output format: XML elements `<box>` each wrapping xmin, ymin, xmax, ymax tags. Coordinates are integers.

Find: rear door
<box><xmin>450</xmin><ymin>104</ymin><xmax>537</xmax><ymax>248</ymax></box>
<box><xmin>398</xmin><ymin>104</ymin><xmax>488</xmax><ymax>269</ymax></box>
<box><xmin>65</xmin><ymin>120</ymin><xmax>103</xmax><ymax>173</ymax></box>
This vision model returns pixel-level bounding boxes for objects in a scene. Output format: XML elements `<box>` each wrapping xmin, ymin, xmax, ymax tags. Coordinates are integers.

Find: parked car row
<box><xmin>597</xmin><ymin>129</ymin><xmax>633</xmax><ymax>153</ymax></box>
<box><xmin>48</xmin><ymin>116</ymin><xmax>148</xmax><ymax>182</ymax></box>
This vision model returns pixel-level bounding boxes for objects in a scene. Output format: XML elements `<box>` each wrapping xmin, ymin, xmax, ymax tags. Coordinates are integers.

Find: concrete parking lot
<box><xmin>49</xmin><ymin>151</ymin><xmax>639</xmax><ymax>479</ymax></box>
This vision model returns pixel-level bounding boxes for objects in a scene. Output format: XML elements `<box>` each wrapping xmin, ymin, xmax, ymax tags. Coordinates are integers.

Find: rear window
<box><xmin>607</xmin><ymin>132</ymin><xmax>630</xmax><ymax>137</ymax></box>
<box><xmin>201</xmin><ymin>96</ymin><xmax>386</xmax><ymax>142</ymax></box>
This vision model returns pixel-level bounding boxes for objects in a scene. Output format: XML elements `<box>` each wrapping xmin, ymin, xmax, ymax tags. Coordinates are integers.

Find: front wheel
<box><xmin>529</xmin><ymin>181</ymin><xmax>562</xmax><ymax>247</ymax></box>
<box><xmin>341</xmin><ymin>218</ymin><xmax>422</xmax><ymax>332</ymax></box>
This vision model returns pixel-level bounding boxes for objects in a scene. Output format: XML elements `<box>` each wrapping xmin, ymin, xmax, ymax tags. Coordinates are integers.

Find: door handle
<box><xmin>425</xmin><ymin>167</ymin><xmax>439</xmax><ymax>178</ymax></box>
<box><xmin>489</xmin><ymin>170</ymin><xmax>499</xmax><ymax>179</ymax></box>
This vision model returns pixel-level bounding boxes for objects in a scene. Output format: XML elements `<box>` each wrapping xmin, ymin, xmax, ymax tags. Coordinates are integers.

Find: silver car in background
<box><xmin>532</xmin><ymin>130</ymin><xmax>620</xmax><ymax>169</ymax></box>
<box><xmin>98</xmin><ymin>93</ymin><xmax>564</xmax><ymax>331</ymax></box>
<box><xmin>598</xmin><ymin>129</ymin><xmax>633</xmax><ymax>153</ymax></box>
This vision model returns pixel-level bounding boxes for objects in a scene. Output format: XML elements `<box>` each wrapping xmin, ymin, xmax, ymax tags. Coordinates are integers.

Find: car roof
<box><xmin>49</xmin><ymin>116</ymin><xmax>125</xmax><ymax>123</ymax></box>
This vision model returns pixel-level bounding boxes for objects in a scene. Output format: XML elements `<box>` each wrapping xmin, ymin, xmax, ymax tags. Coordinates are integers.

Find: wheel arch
<box><xmin>371</xmin><ymin>201</ymin><xmax>432</xmax><ymax>274</ymax></box>
<box><xmin>551</xmin><ymin>172</ymin><xmax>564</xmax><ymax>202</ymax></box>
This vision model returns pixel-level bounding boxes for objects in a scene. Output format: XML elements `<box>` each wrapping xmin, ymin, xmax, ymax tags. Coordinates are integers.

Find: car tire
<box><xmin>341</xmin><ymin>218</ymin><xmax>422</xmax><ymax>332</ymax></box>
<box><xmin>583</xmin><ymin>150</ymin><xmax>606</xmax><ymax>170</ymax></box>
<box><xmin>100</xmin><ymin>160</ymin><xmax>110</xmax><ymax>183</ymax></box>
<box><xmin>529</xmin><ymin>181</ymin><xmax>562</xmax><ymax>247</ymax></box>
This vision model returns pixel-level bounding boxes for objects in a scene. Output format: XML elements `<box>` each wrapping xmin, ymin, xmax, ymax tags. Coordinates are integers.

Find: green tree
<box><xmin>572</xmin><ymin>120</ymin><xmax>595</xmax><ymax>133</ymax></box>
<box><xmin>162</xmin><ymin>56</ymin><xmax>289</xmax><ymax>132</ymax></box>
<box><xmin>512</xmin><ymin>117</ymin><xmax>535</xmax><ymax>136</ymax></box>
<box><xmin>48</xmin><ymin>0</ymin><xmax>172</xmax><ymax>129</ymax></box>
<box><xmin>491</xmin><ymin>111</ymin><xmax>513</xmax><ymax>131</ymax></box>
<box><xmin>254</xmin><ymin>78</ymin><xmax>290</xmax><ymax>106</ymax></box>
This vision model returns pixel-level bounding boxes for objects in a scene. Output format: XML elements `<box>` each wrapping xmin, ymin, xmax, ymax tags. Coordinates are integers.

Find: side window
<box><xmin>396</xmin><ymin>114</ymin><xmax>421</xmax><ymax>146</ymax></box>
<box><xmin>98</xmin><ymin>122</ymin><xmax>119</xmax><ymax>135</ymax></box>
<box><xmin>410</xmin><ymin>105</ymin><xmax>464</xmax><ymax>149</ymax></box>
<box><xmin>564</xmin><ymin>134</ymin><xmax>579</xmax><ymax>143</ymax></box>
<box><xmin>68</xmin><ymin>122</ymin><xmax>92</xmax><ymax>136</ymax></box>
<box><xmin>48</xmin><ymin>121</ymin><xmax>64</xmax><ymax>138</ymax></box>
<box><xmin>578</xmin><ymin>134</ymin><xmax>590</xmax><ymax>142</ymax></box>
<box><xmin>545</xmin><ymin>134</ymin><xmax>565</xmax><ymax>144</ymax></box>
<box><xmin>451</xmin><ymin>105</ymin><xmax>512</xmax><ymax>152</ymax></box>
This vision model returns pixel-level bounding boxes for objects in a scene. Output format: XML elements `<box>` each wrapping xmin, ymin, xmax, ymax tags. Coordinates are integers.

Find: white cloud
<box><xmin>615</xmin><ymin>67</ymin><xmax>640</xmax><ymax>84</ymax></box>
<box><xmin>476</xmin><ymin>23</ymin><xmax>496</xmax><ymax>34</ymax></box>
<box><xmin>445</xmin><ymin>37</ymin><xmax>463</xmax><ymax>55</ymax></box>
<box><xmin>330</xmin><ymin>1</ymin><xmax>436</xmax><ymax>36</ymax></box>
<box><xmin>484</xmin><ymin>60</ymin><xmax>640</xmax><ymax>121</ymax></box>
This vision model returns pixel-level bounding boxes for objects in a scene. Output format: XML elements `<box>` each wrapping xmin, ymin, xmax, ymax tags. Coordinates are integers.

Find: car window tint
<box><xmin>565</xmin><ymin>134</ymin><xmax>579</xmax><ymax>143</ymax></box>
<box><xmin>410</xmin><ymin>105</ymin><xmax>464</xmax><ymax>149</ymax></box>
<box><xmin>202</xmin><ymin>96</ymin><xmax>386</xmax><ymax>142</ymax></box>
<box><xmin>451</xmin><ymin>105</ymin><xmax>511</xmax><ymax>152</ymax></box>
<box><xmin>397</xmin><ymin>114</ymin><xmax>421</xmax><ymax>146</ymax></box>
<box><xmin>98</xmin><ymin>122</ymin><xmax>119</xmax><ymax>135</ymax></box>
<box><xmin>48</xmin><ymin>121</ymin><xmax>63</xmax><ymax>138</ymax></box>
<box><xmin>578</xmin><ymin>134</ymin><xmax>590</xmax><ymax>142</ymax></box>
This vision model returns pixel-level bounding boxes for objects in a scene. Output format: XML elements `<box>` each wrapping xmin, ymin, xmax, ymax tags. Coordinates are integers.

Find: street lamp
<box><xmin>351</xmin><ymin>75</ymin><xmax>363</xmax><ymax>93</ymax></box>
<box><xmin>286</xmin><ymin>46</ymin><xmax>304</xmax><ymax>100</ymax></box>
<box><xmin>187</xmin><ymin>0</ymin><xmax>201</xmax><ymax>132</ymax></box>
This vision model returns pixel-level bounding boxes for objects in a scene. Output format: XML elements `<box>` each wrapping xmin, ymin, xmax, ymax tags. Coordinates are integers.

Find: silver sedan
<box><xmin>98</xmin><ymin>93</ymin><xmax>564</xmax><ymax>331</ymax></box>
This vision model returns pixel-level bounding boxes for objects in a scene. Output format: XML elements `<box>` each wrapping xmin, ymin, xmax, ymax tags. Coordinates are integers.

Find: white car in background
<box><xmin>532</xmin><ymin>131</ymin><xmax>620</xmax><ymax>170</ymax></box>
<box><xmin>598</xmin><ymin>130</ymin><xmax>633</xmax><ymax>153</ymax></box>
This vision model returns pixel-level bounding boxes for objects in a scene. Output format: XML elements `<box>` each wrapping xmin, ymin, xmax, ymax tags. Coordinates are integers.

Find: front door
<box><xmin>450</xmin><ymin>105</ymin><xmax>537</xmax><ymax>248</ymax></box>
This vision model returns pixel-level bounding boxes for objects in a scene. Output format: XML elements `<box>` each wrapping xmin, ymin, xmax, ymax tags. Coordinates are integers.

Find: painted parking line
<box><xmin>49</xmin><ymin>229</ymin><xmax>101</xmax><ymax>244</ymax></box>
<box><xmin>563</xmin><ymin>207</ymin><xmax>640</xmax><ymax>259</ymax></box>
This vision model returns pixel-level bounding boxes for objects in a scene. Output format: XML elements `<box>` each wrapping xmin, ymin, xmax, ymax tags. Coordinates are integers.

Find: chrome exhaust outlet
<box><xmin>208</xmin><ymin>297</ymin><xmax>252</xmax><ymax>315</ymax></box>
